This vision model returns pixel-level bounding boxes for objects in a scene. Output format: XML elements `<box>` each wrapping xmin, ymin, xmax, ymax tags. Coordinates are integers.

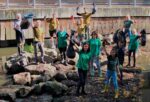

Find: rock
<box><xmin>16</xmin><ymin>94</ymin><xmax>53</xmax><ymax>102</ymax></box>
<box><xmin>31</xmin><ymin>75</ymin><xmax>44</xmax><ymax>85</ymax></box>
<box><xmin>61</xmin><ymin>80</ymin><xmax>77</xmax><ymax>87</ymax></box>
<box><xmin>68</xmin><ymin>60</ymin><xmax>76</xmax><ymax>65</ymax></box>
<box><xmin>43</xmin><ymin>81</ymin><xmax>68</xmax><ymax>96</ymax></box>
<box><xmin>121</xmin><ymin>68</ymin><xmax>142</xmax><ymax>74</ymax></box>
<box><xmin>5</xmin><ymin>55</ymin><xmax>29</xmax><ymax>74</ymax></box>
<box><xmin>32</xmin><ymin>83</ymin><xmax>45</xmax><ymax>95</ymax></box>
<box><xmin>0</xmin><ymin>87</ymin><xmax>17</xmax><ymax>102</ymax></box>
<box><xmin>13</xmin><ymin>72</ymin><xmax>31</xmax><ymax>85</ymax></box>
<box><xmin>54</xmin><ymin>72</ymin><xmax>67</xmax><ymax>82</ymax></box>
<box><xmin>15</xmin><ymin>86</ymin><xmax>33</xmax><ymax>98</ymax></box>
<box><xmin>25</xmin><ymin>64</ymin><xmax>56</xmax><ymax>74</ymax></box>
<box><xmin>54</xmin><ymin>64</ymin><xmax>75</xmax><ymax>74</ymax></box>
<box><xmin>66</xmin><ymin>71</ymin><xmax>79</xmax><ymax>81</ymax></box>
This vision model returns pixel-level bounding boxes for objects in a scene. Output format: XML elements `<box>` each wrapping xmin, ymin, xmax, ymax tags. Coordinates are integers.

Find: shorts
<box><xmin>49</xmin><ymin>29</ymin><xmax>57</xmax><ymax>37</ymax></box>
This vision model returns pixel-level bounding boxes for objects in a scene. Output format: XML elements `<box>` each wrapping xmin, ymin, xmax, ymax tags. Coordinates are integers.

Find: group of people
<box><xmin>13</xmin><ymin>4</ymin><xmax>144</xmax><ymax>99</ymax></box>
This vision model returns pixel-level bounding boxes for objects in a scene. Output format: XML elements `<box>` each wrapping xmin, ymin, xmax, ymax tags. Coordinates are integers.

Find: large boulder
<box><xmin>5</xmin><ymin>54</ymin><xmax>29</xmax><ymax>74</ymax></box>
<box><xmin>13</xmin><ymin>72</ymin><xmax>31</xmax><ymax>85</ymax></box>
<box><xmin>61</xmin><ymin>80</ymin><xmax>77</xmax><ymax>87</ymax></box>
<box><xmin>31</xmin><ymin>75</ymin><xmax>44</xmax><ymax>85</ymax></box>
<box><xmin>0</xmin><ymin>87</ymin><xmax>17</xmax><ymax>102</ymax></box>
<box><xmin>54</xmin><ymin>64</ymin><xmax>75</xmax><ymax>74</ymax></box>
<box><xmin>43</xmin><ymin>81</ymin><xmax>68</xmax><ymax>96</ymax></box>
<box><xmin>54</xmin><ymin>72</ymin><xmax>67</xmax><ymax>82</ymax></box>
<box><xmin>25</xmin><ymin>64</ymin><xmax>57</xmax><ymax>81</ymax></box>
<box><xmin>66</xmin><ymin>71</ymin><xmax>79</xmax><ymax>81</ymax></box>
<box><xmin>31</xmin><ymin>82</ymin><xmax>45</xmax><ymax>95</ymax></box>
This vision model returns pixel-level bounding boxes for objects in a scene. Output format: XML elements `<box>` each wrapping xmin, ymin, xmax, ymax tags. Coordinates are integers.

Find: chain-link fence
<box><xmin>0</xmin><ymin>0</ymin><xmax>150</xmax><ymax>8</ymax></box>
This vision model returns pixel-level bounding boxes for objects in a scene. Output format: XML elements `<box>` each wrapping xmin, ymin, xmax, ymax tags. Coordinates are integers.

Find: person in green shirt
<box><xmin>123</xmin><ymin>14</ymin><xmax>135</xmax><ymax>37</ymax></box>
<box><xmin>57</xmin><ymin>25</ymin><xmax>69</xmax><ymax>66</ymax></box>
<box><xmin>127</xmin><ymin>28</ymin><xmax>140</xmax><ymax>67</ymax></box>
<box><xmin>88</xmin><ymin>31</ymin><xmax>102</xmax><ymax>77</ymax></box>
<box><xmin>75</xmin><ymin>42</ymin><xmax>91</xmax><ymax>96</ymax></box>
<box><xmin>102</xmin><ymin>45</ymin><xmax>120</xmax><ymax>99</ymax></box>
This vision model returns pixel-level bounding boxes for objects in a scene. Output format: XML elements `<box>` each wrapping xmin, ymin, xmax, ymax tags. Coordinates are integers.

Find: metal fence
<box><xmin>0</xmin><ymin>0</ymin><xmax>150</xmax><ymax>8</ymax></box>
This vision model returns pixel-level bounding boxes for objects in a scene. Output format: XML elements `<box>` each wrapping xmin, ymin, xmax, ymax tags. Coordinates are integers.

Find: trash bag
<box><xmin>67</xmin><ymin>43</ymin><xmax>76</xmax><ymax>59</ymax></box>
<box><xmin>21</xmin><ymin>13</ymin><xmax>34</xmax><ymax>29</ymax></box>
<box><xmin>66</xmin><ymin>30</ymin><xmax>77</xmax><ymax>59</ymax></box>
<box><xmin>140</xmin><ymin>29</ymin><xmax>146</xmax><ymax>46</ymax></box>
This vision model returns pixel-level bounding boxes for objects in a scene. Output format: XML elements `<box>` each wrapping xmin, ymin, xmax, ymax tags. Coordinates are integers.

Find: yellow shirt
<box><xmin>81</xmin><ymin>13</ymin><xmax>92</xmax><ymax>25</ymax></box>
<box><xmin>77</xmin><ymin>23</ymin><xmax>85</xmax><ymax>34</ymax></box>
<box><xmin>33</xmin><ymin>27</ymin><xmax>44</xmax><ymax>42</ymax></box>
<box><xmin>49</xmin><ymin>18</ymin><xmax>58</xmax><ymax>30</ymax></box>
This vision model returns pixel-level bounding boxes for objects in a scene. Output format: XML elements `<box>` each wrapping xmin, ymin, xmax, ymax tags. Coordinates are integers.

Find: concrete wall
<box><xmin>0</xmin><ymin>7</ymin><xmax>150</xmax><ymax>41</ymax></box>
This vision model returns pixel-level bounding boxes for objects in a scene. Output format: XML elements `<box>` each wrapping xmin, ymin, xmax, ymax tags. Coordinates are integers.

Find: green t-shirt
<box><xmin>88</xmin><ymin>38</ymin><xmax>102</xmax><ymax>56</ymax></box>
<box><xmin>107</xmin><ymin>55</ymin><xmax>118</xmax><ymax>71</ymax></box>
<box><xmin>57</xmin><ymin>31</ymin><xmax>68</xmax><ymax>48</ymax></box>
<box><xmin>128</xmin><ymin>34</ymin><xmax>139</xmax><ymax>51</ymax></box>
<box><xmin>124</xmin><ymin>20</ymin><xmax>133</xmax><ymax>29</ymax></box>
<box><xmin>76</xmin><ymin>50</ymin><xmax>91</xmax><ymax>71</ymax></box>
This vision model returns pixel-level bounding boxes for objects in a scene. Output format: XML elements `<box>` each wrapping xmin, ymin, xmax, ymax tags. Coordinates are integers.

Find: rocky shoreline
<box><xmin>0</xmin><ymin>47</ymin><xmax>144</xmax><ymax>102</ymax></box>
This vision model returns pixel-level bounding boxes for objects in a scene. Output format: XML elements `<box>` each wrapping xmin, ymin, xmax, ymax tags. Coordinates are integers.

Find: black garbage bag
<box><xmin>140</xmin><ymin>29</ymin><xmax>147</xmax><ymax>46</ymax></box>
<box><xmin>21</xmin><ymin>13</ymin><xmax>34</xmax><ymax>29</ymax></box>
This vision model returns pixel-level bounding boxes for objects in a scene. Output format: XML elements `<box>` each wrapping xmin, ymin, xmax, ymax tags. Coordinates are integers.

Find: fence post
<box><xmin>82</xmin><ymin>0</ymin><xmax>85</xmax><ymax>6</ymax></box>
<box><xmin>134</xmin><ymin>0</ymin><xmax>137</xmax><ymax>6</ymax></box>
<box><xmin>33</xmin><ymin>0</ymin><xmax>36</xmax><ymax>8</ymax></box>
<box><xmin>6</xmin><ymin>0</ymin><xmax>9</xmax><ymax>8</ymax></box>
<box><xmin>59</xmin><ymin>0</ymin><xmax>62</xmax><ymax>8</ymax></box>
<box><xmin>108</xmin><ymin>0</ymin><xmax>112</xmax><ymax>6</ymax></box>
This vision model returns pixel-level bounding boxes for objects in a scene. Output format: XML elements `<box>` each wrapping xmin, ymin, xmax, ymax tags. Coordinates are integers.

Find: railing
<box><xmin>0</xmin><ymin>0</ymin><xmax>150</xmax><ymax>8</ymax></box>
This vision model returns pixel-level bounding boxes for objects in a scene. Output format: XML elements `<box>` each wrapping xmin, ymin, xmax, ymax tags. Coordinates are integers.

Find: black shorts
<box><xmin>49</xmin><ymin>29</ymin><xmax>57</xmax><ymax>37</ymax></box>
<box><xmin>15</xmin><ymin>30</ymin><xmax>25</xmax><ymax>44</ymax></box>
<box><xmin>59</xmin><ymin>47</ymin><xmax>67</xmax><ymax>53</ymax></box>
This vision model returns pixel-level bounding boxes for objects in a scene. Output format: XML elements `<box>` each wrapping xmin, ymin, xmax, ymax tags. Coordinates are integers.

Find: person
<box><xmin>45</xmin><ymin>13</ymin><xmax>59</xmax><ymax>49</ymax></box>
<box><xmin>14</xmin><ymin>13</ymin><xmax>25</xmax><ymax>56</ymax></box>
<box><xmin>102</xmin><ymin>45</ymin><xmax>120</xmax><ymax>99</ymax></box>
<box><xmin>127</xmin><ymin>28</ymin><xmax>140</xmax><ymax>67</ymax></box>
<box><xmin>117</xmin><ymin>41</ymin><xmax>125</xmax><ymax>85</ymax></box>
<box><xmin>76</xmin><ymin>2</ymin><xmax>96</xmax><ymax>40</ymax></box>
<box><xmin>71</xmin><ymin>16</ymin><xmax>85</xmax><ymax>44</ymax></box>
<box><xmin>123</xmin><ymin>14</ymin><xmax>135</xmax><ymax>37</ymax></box>
<box><xmin>88</xmin><ymin>31</ymin><xmax>102</xmax><ymax>77</ymax></box>
<box><xmin>32</xmin><ymin>20</ymin><xmax>45</xmax><ymax>64</ymax></box>
<box><xmin>57</xmin><ymin>25</ymin><xmax>69</xmax><ymax>65</ymax></box>
<box><xmin>75</xmin><ymin>42</ymin><xmax>91</xmax><ymax>96</ymax></box>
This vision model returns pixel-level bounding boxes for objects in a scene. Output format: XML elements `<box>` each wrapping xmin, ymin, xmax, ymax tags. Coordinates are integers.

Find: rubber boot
<box><xmin>114</xmin><ymin>90</ymin><xmax>119</xmax><ymax>99</ymax></box>
<box><xmin>101</xmin><ymin>85</ymin><xmax>108</xmax><ymax>93</ymax></box>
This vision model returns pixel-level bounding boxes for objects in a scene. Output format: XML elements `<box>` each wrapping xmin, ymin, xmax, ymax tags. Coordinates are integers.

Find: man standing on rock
<box><xmin>76</xmin><ymin>2</ymin><xmax>96</xmax><ymax>40</ymax></box>
<box><xmin>32</xmin><ymin>19</ymin><xmax>45</xmax><ymax>64</ymax></box>
<box><xmin>44</xmin><ymin>13</ymin><xmax>59</xmax><ymax>49</ymax></box>
<box><xmin>14</xmin><ymin>13</ymin><xmax>25</xmax><ymax>56</ymax></box>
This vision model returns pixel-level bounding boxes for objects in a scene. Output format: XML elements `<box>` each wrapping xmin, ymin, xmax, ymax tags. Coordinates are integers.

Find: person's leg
<box><xmin>81</xmin><ymin>70</ymin><xmax>88</xmax><ymax>95</ymax></box>
<box><xmin>102</xmin><ymin>70</ymin><xmax>112</xmax><ymax>93</ymax></box>
<box><xmin>127</xmin><ymin>50</ymin><xmax>132</xmax><ymax>66</ymax></box>
<box><xmin>62</xmin><ymin>47</ymin><xmax>67</xmax><ymax>65</ymax></box>
<box><xmin>39</xmin><ymin>42</ymin><xmax>45</xmax><ymax>63</ymax></box>
<box><xmin>90</xmin><ymin>56</ymin><xmax>95</xmax><ymax>77</ymax></box>
<box><xmin>17</xmin><ymin>43</ymin><xmax>21</xmax><ymax>55</ymax></box>
<box><xmin>112</xmin><ymin>71</ymin><xmax>119</xmax><ymax>98</ymax></box>
<box><xmin>59</xmin><ymin>48</ymin><xmax>64</xmax><ymax>62</ymax></box>
<box><xmin>96</xmin><ymin>56</ymin><xmax>101</xmax><ymax>77</ymax></box>
<box><xmin>33</xmin><ymin>42</ymin><xmax>38</xmax><ymax>63</ymax></box>
<box><xmin>76</xmin><ymin>69</ymin><xmax>84</xmax><ymax>95</ymax></box>
<box><xmin>133</xmin><ymin>50</ymin><xmax>136</xmax><ymax>67</ymax></box>
<box><xmin>128</xmin><ymin>28</ymin><xmax>132</xmax><ymax>37</ymax></box>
